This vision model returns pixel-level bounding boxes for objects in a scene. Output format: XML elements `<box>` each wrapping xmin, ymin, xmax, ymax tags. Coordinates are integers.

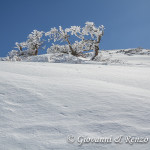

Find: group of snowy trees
<box><xmin>9</xmin><ymin>22</ymin><xmax>104</xmax><ymax>60</ymax></box>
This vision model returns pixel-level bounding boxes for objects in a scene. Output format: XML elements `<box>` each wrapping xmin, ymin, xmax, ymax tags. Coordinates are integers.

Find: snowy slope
<box><xmin>0</xmin><ymin>53</ymin><xmax>150</xmax><ymax>150</ymax></box>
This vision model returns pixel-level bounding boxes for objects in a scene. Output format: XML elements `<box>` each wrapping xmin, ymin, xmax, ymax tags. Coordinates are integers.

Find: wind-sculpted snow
<box><xmin>0</xmin><ymin>56</ymin><xmax>150</xmax><ymax>150</ymax></box>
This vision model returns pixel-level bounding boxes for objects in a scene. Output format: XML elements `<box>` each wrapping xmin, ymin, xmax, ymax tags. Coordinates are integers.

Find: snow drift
<box><xmin>0</xmin><ymin>50</ymin><xmax>150</xmax><ymax>150</ymax></box>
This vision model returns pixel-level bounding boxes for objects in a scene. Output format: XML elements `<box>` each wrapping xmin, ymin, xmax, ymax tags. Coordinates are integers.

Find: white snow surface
<box><xmin>0</xmin><ymin>51</ymin><xmax>150</xmax><ymax>150</ymax></box>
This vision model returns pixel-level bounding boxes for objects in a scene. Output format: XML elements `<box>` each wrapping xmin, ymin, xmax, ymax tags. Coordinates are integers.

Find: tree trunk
<box><xmin>91</xmin><ymin>45</ymin><xmax>99</xmax><ymax>60</ymax></box>
<box><xmin>91</xmin><ymin>35</ymin><xmax>102</xmax><ymax>60</ymax></box>
<box><xmin>65</xmin><ymin>38</ymin><xmax>78</xmax><ymax>56</ymax></box>
<box><xmin>35</xmin><ymin>49</ymin><xmax>38</xmax><ymax>55</ymax></box>
<box><xmin>19</xmin><ymin>46</ymin><xmax>22</xmax><ymax>51</ymax></box>
<box><xmin>34</xmin><ymin>44</ymin><xmax>38</xmax><ymax>55</ymax></box>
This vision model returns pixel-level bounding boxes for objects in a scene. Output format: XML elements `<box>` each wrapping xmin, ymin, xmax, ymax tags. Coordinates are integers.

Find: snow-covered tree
<box><xmin>8</xmin><ymin>30</ymin><xmax>44</xmax><ymax>60</ymax></box>
<box><xmin>8</xmin><ymin>42</ymin><xmax>27</xmax><ymax>60</ymax></box>
<box><xmin>8</xmin><ymin>50</ymin><xmax>19</xmax><ymax>59</ymax></box>
<box><xmin>45</xmin><ymin>26</ymin><xmax>82</xmax><ymax>56</ymax></box>
<box><xmin>26</xmin><ymin>30</ymin><xmax>44</xmax><ymax>55</ymax></box>
<box><xmin>84</xmin><ymin>22</ymin><xmax>104</xmax><ymax>60</ymax></box>
<box><xmin>67</xmin><ymin>22</ymin><xmax>104</xmax><ymax>60</ymax></box>
<box><xmin>46</xmin><ymin>22</ymin><xmax>104</xmax><ymax>60</ymax></box>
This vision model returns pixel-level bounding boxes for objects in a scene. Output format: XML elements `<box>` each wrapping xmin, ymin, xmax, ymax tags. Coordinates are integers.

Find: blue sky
<box><xmin>0</xmin><ymin>0</ymin><xmax>150</xmax><ymax>57</ymax></box>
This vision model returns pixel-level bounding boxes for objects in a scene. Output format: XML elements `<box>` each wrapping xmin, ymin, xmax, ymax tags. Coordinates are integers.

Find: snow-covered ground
<box><xmin>0</xmin><ymin>51</ymin><xmax>150</xmax><ymax>150</ymax></box>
